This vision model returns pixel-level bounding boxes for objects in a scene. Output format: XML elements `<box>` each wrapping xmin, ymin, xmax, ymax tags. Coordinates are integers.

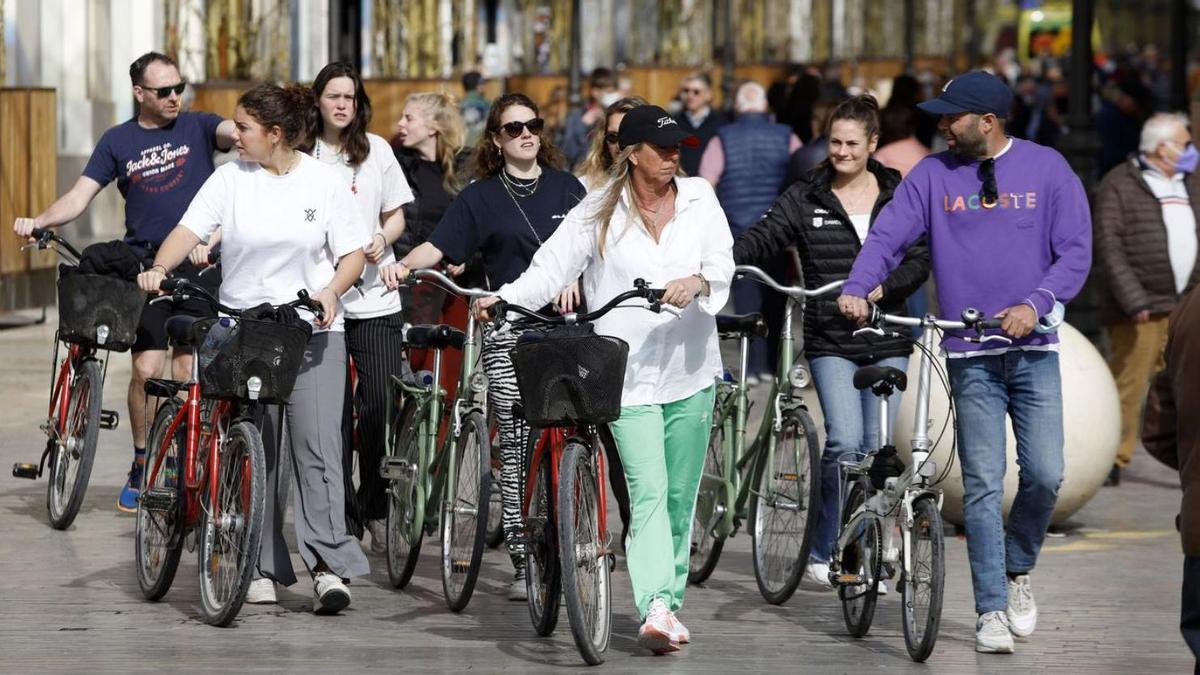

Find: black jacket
<box><xmin>733</xmin><ymin>159</ymin><xmax>930</xmax><ymax>362</ymax></box>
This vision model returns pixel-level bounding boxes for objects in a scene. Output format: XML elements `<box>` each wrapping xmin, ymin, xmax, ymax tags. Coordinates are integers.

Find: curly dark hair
<box><xmin>469</xmin><ymin>93</ymin><xmax>565</xmax><ymax>178</ymax></box>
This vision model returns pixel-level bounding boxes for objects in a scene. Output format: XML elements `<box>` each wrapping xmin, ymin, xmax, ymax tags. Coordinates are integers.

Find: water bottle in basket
<box><xmin>199</xmin><ymin>318</ymin><xmax>236</xmax><ymax>371</ymax></box>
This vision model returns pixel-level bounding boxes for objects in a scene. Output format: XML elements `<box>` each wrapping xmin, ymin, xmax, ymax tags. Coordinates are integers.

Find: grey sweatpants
<box><xmin>258</xmin><ymin>331</ymin><xmax>370</xmax><ymax>585</ymax></box>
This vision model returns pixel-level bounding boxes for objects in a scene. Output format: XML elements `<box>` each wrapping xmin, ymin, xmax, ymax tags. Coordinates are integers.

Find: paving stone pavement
<box><xmin>0</xmin><ymin>315</ymin><xmax>1194</xmax><ymax>673</ymax></box>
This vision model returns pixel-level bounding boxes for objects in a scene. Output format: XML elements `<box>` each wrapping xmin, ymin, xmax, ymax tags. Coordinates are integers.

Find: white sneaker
<box><xmin>1007</xmin><ymin>574</ymin><xmax>1038</xmax><ymax>637</ymax></box>
<box><xmin>507</xmin><ymin>567</ymin><xmax>528</xmax><ymax>601</ymax></box>
<box><xmin>638</xmin><ymin>598</ymin><xmax>680</xmax><ymax>654</ymax></box>
<box><xmin>666</xmin><ymin>611</ymin><xmax>691</xmax><ymax>644</ymax></box>
<box><xmin>366</xmin><ymin>518</ymin><xmax>387</xmax><ymax>555</ymax></box>
<box><xmin>877</xmin><ymin>579</ymin><xmax>889</xmax><ymax>596</ymax></box>
<box><xmin>801</xmin><ymin>561</ymin><xmax>834</xmax><ymax>591</ymax></box>
<box><xmin>975</xmin><ymin>611</ymin><xmax>1015</xmax><ymax>653</ymax></box>
<box><xmin>245</xmin><ymin>578</ymin><xmax>277</xmax><ymax>604</ymax></box>
<box><xmin>744</xmin><ymin>374</ymin><xmax>761</xmax><ymax>388</ymax></box>
<box><xmin>313</xmin><ymin>572</ymin><xmax>351</xmax><ymax>615</ymax></box>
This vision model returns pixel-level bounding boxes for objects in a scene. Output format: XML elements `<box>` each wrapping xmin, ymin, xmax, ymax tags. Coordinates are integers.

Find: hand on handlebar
<box><xmin>661</xmin><ymin>275</ymin><xmax>702</xmax><ymax>309</ymax></box>
<box><xmin>188</xmin><ymin>243</ymin><xmax>213</xmax><ymax>268</ymax></box>
<box><xmin>994</xmin><ymin>303</ymin><xmax>1037</xmax><ymax>339</ymax></box>
<box><xmin>473</xmin><ymin>295</ymin><xmax>503</xmax><ymax>322</ymax></box>
<box><xmin>380</xmin><ymin>262</ymin><xmax>411</xmax><ymax>290</ymax></box>
<box><xmin>837</xmin><ymin>293</ymin><xmax>871</xmax><ymax>325</ymax></box>
<box><xmin>13</xmin><ymin>217</ymin><xmax>38</xmax><ymax>240</ymax></box>
<box><xmin>312</xmin><ymin>287</ymin><xmax>337</xmax><ymax>329</ymax></box>
<box><xmin>138</xmin><ymin>267</ymin><xmax>168</xmax><ymax>294</ymax></box>
<box><xmin>555</xmin><ymin>280</ymin><xmax>581</xmax><ymax>314</ymax></box>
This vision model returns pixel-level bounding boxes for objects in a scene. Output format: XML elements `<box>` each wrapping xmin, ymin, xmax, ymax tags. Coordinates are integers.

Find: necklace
<box><xmin>833</xmin><ymin>174</ymin><xmax>874</xmax><ymax>214</ymax></box>
<box><xmin>499</xmin><ymin>173</ymin><xmax>544</xmax><ymax>245</ymax></box>
<box><xmin>633</xmin><ymin>184</ymin><xmax>673</xmax><ymax>235</ymax></box>
<box><xmin>501</xmin><ymin>167</ymin><xmax>540</xmax><ymax>198</ymax></box>
<box><xmin>314</xmin><ymin>139</ymin><xmax>358</xmax><ymax>194</ymax></box>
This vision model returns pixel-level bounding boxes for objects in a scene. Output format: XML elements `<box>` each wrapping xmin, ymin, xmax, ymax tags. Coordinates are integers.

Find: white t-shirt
<box><xmin>848</xmin><ymin>213</ymin><xmax>871</xmax><ymax>244</ymax></box>
<box><xmin>312</xmin><ymin>133</ymin><xmax>415</xmax><ymax>319</ymax></box>
<box><xmin>180</xmin><ymin>154</ymin><xmax>369</xmax><ymax>332</ymax></box>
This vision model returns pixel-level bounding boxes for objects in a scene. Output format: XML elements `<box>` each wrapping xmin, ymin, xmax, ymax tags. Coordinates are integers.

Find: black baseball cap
<box><xmin>617</xmin><ymin>105</ymin><xmax>700</xmax><ymax>149</ymax></box>
<box><xmin>917</xmin><ymin>71</ymin><xmax>1013</xmax><ymax>119</ymax></box>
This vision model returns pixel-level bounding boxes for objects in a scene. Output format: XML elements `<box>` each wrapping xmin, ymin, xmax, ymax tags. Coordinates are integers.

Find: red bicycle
<box><xmin>134</xmin><ymin>277</ymin><xmax>320</xmax><ymax>626</ymax></box>
<box><xmin>12</xmin><ymin>228</ymin><xmax>139</xmax><ymax>529</ymax></box>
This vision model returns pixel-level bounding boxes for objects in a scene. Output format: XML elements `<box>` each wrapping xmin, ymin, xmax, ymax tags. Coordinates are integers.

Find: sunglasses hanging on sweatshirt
<box><xmin>979</xmin><ymin>158</ymin><xmax>999</xmax><ymax>208</ymax></box>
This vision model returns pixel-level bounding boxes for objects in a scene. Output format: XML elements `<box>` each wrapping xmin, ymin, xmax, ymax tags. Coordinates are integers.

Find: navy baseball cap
<box><xmin>917</xmin><ymin>71</ymin><xmax>1013</xmax><ymax>119</ymax></box>
<box><xmin>617</xmin><ymin>105</ymin><xmax>700</xmax><ymax>149</ymax></box>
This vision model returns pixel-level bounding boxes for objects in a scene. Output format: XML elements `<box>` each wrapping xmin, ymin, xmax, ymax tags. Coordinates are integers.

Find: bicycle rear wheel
<box><xmin>442</xmin><ymin>410</ymin><xmax>491</xmax><ymax>611</ymax></box>
<box><xmin>901</xmin><ymin>495</ymin><xmax>945</xmax><ymax>662</ymax></box>
<box><xmin>47</xmin><ymin>359</ymin><xmax>102</xmax><ymax>529</ymax></box>
<box><xmin>525</xmin><ymin>432</ymin><xmax>561</xmax><ymax>636</ymax></box>
<box><xmin>135</xmin><ymin>399</ymin><xmax>184</xmax><ymax>600</ymax></box>
<box><xmin>558</xmin><ymin>441</ymin><xmax>611</xmax><ymax>665</ymax></box>
<box><xmin>688</xmin><ymin>418</ymin><xmax>726</xmax><ymax>584</ymax></box>
<box><xmin>750</xmin><ymin>408</ymin><xmax>820</xmax><ymax>605</ymax></box>
<box><xmin>197</xmin><ymin>420</ymin><xmax>265</xmax><ymax>627</ymax></box>
<box><xmin>386</xmin><ymin>400</ymin><xmax>425</xmax><ymax>589</ymax></box>
<box><xmin>839</xmin><ymin>478</ymin><xmax>881</xmax><ymax>638</ymax></box>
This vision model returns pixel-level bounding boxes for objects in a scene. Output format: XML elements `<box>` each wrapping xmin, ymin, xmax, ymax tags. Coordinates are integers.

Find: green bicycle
<box><xmin>689</xmin><ymin>264</ymin><xmax>842</xmax><ymax>604</ymax></box>
<box><xmin>380</xmin><ymin>268</ymin><xmax>493</xmax><ymax>612</ymax></box>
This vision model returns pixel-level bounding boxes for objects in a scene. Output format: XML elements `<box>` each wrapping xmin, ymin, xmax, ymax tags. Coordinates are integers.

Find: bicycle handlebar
<box><xmin>491</xmin><ymin>278</ymin><xmax>679</xmax><ymax>328</ymax></box>
<box><xmin>26</xmin><ymin>227</ymin><xmax>83</xmax><ymax>262</ymax></box>
<box><xmin>735</xmin><ymin>264</ymin><xmax>843</xmax><ymax>299</ymax></box>
<box><xmin>154</xmin><ymin>278</ymin><xmax>324</xmax><ymax>322</ymax></box>
<box><xmin>855</xmin><ymin>305</ymin><xmax>1010</xmax><ymax>345</ymax></box>
<box><xmin>407</xmin><ymin>268</ymin><xmax>494</xmax><ymax>299</ymax></box>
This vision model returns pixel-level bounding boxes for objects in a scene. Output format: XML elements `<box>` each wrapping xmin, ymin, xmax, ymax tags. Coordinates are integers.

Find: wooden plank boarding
<box><xmin>27</xmin><ymin>89</ymin><xmax>57</xmax><ymax>270</ymax></box>
<box><xmin>0</xmin><ymin>89</ymin><xmax>31</xmax><ymax>274</ymax></box>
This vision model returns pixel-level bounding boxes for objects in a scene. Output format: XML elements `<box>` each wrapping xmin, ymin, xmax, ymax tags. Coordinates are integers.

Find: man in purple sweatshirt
<box><xmin>837</xmin><ymin>71</ymin><xmax>1092</xmax><ymax>654</ymax></box>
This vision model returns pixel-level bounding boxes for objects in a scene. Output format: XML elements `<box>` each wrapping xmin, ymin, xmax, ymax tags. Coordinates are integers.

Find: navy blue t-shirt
<box><xmin>429</xmin><ymin>168</ymin><xmax>586</xmax><ymax>289</ymax></box>
<box><xmin>82</xmin><ymin>112</ymin><xmax>223</xmax><ymax>248</ymax></box>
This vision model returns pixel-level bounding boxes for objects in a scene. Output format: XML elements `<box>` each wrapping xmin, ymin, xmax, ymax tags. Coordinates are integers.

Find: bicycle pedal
<box><xmin>140</xmin><ymin>486</ymin><xmax>178</xmax><ymax>512</ymax></box>
<box><xmin>834</xmin><ymin>573</ymin><xmax>865</xmax><ymax>585</ymax></box>
<box><xmin>99</xmin><ymin>409</ymin><xmax>120</xmax><ymax>430</ymax></box>
<box><xmin>379</xmin><ymin>457</ymin><xmax>416</xmax><ymax>482</ymax></box>
<box><xmin>11</xmin><ymin>463</ymin><xmax>40</xmax><ymax>480</ymax></box>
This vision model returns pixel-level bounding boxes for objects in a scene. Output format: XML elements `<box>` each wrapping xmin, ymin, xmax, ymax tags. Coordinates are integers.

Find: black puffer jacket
<box><xmin>733</xmin><ymin>159</ymin><xmax>930</xmax><ymax>362</ymax></box>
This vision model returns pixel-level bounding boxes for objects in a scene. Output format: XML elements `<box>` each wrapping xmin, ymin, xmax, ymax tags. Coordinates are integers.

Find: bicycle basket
<box><xmin>510</xmin><ymin>329</ymin><xmax>629</xmax><ymax>427</ymax></box>
<box><xmin>56</xmin><ymin>271</ymin><xmax>146</xmax><ymax>352</ymax></box>
<box><xmin>196</xmin><ymin>317</ymin><xmax>311</xmax><ymax>404</ymax></box>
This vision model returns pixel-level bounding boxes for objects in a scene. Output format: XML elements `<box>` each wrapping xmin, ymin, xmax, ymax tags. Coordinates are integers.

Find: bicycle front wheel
<box><xmin>197</xmin><ymin>420</ymin><xmax>265</xmax><ymax>627</ymax></box>
<box><xmin>135</xmin><ymin>399</ymin><xmax>184</xmax><ymax>600</ymax></box>
<box><xmin>688</xmin><ymin>418</ymin><xmax>726</xmax><ymax>584</ymax></box>
<box><xmin>750</xmin><ymin>408</ymin><xmax>820</xmax><ymax>605</ymax></box>
<box><xmin>902</xmin><ymin>495</ymin><xmax>945</xmax><ymax>662</ymax></box>
<box><xmin>442</xmin><ymin>410</ymin><xmax>491</xmax><ymax>611</ymax></box>
<box><xmin>839</xmin><ymin>478</ymin><xmax>880</xmax><ymax>638</ymax></box>
<box><xmin>558</xmin><ymin>441</ymin><xmax>611</xmax><ymax>665</ymax></box>
<box><xmin>47</xmin><ymin>359</ymin><xmax>102</xmax><ymax>529</ymax></box>
<box><xmin>525</xmin><ymin>431</ymin><xmax>561</xmax><ymax>636</ymax></box>
<box><xmin>386</xmin><ymin>400</ymin><xmax>425</xmax><ymax>589</ymax></box>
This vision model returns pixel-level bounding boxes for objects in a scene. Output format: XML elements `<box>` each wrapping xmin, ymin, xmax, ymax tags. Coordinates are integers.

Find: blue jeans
<box><xmin>808</xmin><ymin>354</ymin><xmax>908</xmax><ymax>563</ymax></box>
<box><xmin>947</xmin><ymin>350</ymin><xmax>1064</xmax><ymax>614</ymax></box>
<box><xmin>731</xmin><ymin>277</ymin><xmax>771</xmax><ymax>377</ymax></box>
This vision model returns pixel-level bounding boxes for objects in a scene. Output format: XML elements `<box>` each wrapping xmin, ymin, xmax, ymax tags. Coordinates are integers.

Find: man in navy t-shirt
<box><xmin>13</xmin><ymin>52</ymin><xmax>234</xmax><ymax>512</ymax></box>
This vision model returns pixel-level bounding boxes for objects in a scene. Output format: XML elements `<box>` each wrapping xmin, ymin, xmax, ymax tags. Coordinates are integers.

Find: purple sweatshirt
<box><xmin>844</xmin><ymin>138</ymin><xmax>1092</xmax><ymax>353</ymax></box>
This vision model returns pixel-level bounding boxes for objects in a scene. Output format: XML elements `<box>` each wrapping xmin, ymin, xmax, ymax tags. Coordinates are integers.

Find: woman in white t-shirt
<box><xmin>307</xmin><ymin>62</ymin><xmax>415</xmax><ymax>553</ymax></box>
<box><xmin>138</xmin><ymin>83</ymin><xmax>370</xmax><ymax>616</ymax></box>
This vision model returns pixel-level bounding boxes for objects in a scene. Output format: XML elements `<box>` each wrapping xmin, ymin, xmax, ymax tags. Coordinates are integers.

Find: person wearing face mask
<box><xmin>560</xmin><ymin>68</ymin><xmax>621</xmax><ymax>171</ymax></box>
<box><xmin>838</xmin><ymin>70</ymin><xmax>1092</xmax><ymax>655</ymax></box>
<box><xmin>1096</xmin><ymin>112</ymin><xmax>1200</xmax><ymax>487</ymax></box>
<box><xmin>380</xmin><ymin>93</ymin><xmax>585</xmax><ymax>600</ymax></box>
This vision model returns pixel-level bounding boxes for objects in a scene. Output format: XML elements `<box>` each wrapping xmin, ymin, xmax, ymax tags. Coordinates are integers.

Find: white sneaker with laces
<box><xmin>366</xmin><ymin>518</ymin><xmax>387</xmax><ymax>555</ymax></box>
<box><xmin>245</xmin><ymin>578</ymin><xmax>277</xmax><ymax>604</ymax></box>
<box><xmin>1007</xmin><ymin>574</ymin><xmax>1038</xmax><ymax>637</ymax></box>
<box><xmin>801</xmin><ymin>561</ymin><xmax>834</xmax><ymax>591</ymax></box>
<box><xmin>313</xmin><ymin>572</ymin><xmax>351</xmax><ymax>615</ymax></box>
<box><xmin>975</xmin><ymin>611</ymin><xmax>1015</xmax><ymax>653</ymax></box>
<box><xmin>666</xmin><ymin>611</ymin><xmax>690</xmax><ymax>644</ymax></box>
<box><xmin>508</xmin><ymin>567</ymin><xmax>528</xmax><ymax>601</ymax></box>
<box><xmin>638</xmin><ymin>598</ymin><xmax>681</xmax><ymax>654</ymax></box>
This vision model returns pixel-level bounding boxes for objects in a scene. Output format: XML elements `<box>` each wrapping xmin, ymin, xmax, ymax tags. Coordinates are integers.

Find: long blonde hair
<box><xmin>405</xmin><ymin>91</ymin><xmax>466</xmax><ymax>195</ymax></box>
<box><xmin>577</xmin><ymin>96</ymin><xmax>647</xmax><ymax>188</ymax></box>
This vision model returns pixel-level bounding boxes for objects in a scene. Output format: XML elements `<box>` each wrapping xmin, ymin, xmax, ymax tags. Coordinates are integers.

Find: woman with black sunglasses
<box><xmin>381</xmin><ymin>93</ymin><xmax>585</xmax><ymax>600</ymax></box>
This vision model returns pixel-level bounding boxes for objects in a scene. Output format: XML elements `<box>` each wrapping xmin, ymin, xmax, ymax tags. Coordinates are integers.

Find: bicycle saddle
<box><xmin>716</xmin><ymin>313</ymin><xmax>768</xmax><ymax>338</ymax></box>
<box><xmin>405</xmin><ymin>324</ymin><xmax>466</xmax><ymax>351</ymax></box>
<box><xmin>853</xmin><ymin>365</ymin><xmax>907</xmax><ymax>394</ymax></box>
<box><xmin>166</xmin><ymin>315</ymin><xmax>204</xmax><ymax>349</ymax></box>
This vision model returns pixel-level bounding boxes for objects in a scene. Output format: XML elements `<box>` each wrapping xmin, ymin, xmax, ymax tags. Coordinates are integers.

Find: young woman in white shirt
<box><xmin>307</xmin><ymin>62</ymin><xmax>415</xmax><ymax>554</ymax></box>
<box><xmin>476</xmin><ymin>105</ymin><xmax>734</xmax><ymax>654</ymax></box>
<box><xmin>137</xmin><ymin>82</ymin><xmax>370</xmax><ymax>615</ymax></box>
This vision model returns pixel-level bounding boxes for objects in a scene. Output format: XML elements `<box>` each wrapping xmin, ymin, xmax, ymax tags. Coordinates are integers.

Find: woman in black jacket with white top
<box><xmin>733</xmin><ymin>95</ymin><xmax>930</xmax><ymax>592</ymax></box>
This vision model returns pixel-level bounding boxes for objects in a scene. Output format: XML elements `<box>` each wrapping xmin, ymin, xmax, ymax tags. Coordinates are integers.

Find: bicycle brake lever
<box><xmin>852</xmin><ymin>327</ymin><xmax>888</xmax><ymax>338</ymax></box>
<box><xmin>969</xmin><ymin>335</ymin><xmax>1013</xmax><ymax>346</ymax></box>
<box><xmin>659</xmin><ymin>304</ymin><xmax>683</xmax><ymax>318</ymax></box>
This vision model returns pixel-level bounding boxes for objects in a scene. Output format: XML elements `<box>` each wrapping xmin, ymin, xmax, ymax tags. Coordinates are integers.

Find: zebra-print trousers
<box><xmin>481</xmin><ymin>325</ymin><xmax>530</xmax><ymax>569</ymax></box>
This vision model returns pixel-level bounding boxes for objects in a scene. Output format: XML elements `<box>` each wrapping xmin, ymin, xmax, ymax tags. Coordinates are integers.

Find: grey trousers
<box><xmin>258</xmin><ymin>331</ymin><xmax>370</xmax><ymax>586</ymax></box>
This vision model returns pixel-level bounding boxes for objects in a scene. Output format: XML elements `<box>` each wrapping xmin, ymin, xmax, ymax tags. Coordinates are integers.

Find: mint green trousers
<box><xmin>608</xmin><ymin>384</ymin><xmax>715</xmax><ymax>619</ymax></box>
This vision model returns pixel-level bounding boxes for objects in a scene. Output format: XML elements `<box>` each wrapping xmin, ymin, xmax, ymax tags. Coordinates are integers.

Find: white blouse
<box><xmin>497</xmin><ymin>176</ymin><xmax>734</xmax><ymax>407</ymax></box>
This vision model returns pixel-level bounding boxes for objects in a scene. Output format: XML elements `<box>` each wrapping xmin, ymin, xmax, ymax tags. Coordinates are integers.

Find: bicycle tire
<box><xmin>197</xmin><ymin>420</ymin><xmax>265</xmax><ymax>627</ymax></box>
<box><xmin>485</xmin><ymin>458</ymin><xmax>504</xmax><ymax>548</ymax></box>
<box><xmin>901</xmin><ymin>495</ymin><xmax>945</xmax><ymax>662</ymax></box>
<box><xmin>558</xmin><ymin>441</ymin><xmax>612</xmax><ymax>665</ymax></box>
<box><xmin>750</xmin><ymin>408</ymin><xmax>820</xmax><ymax>605</ymax></box>
<box><xmin>525</xmin><ymin>433</ymin><xmax>561</xmax><ymax>636</ymax></box>
<box><xmin>442</xmin><ymin>410</ymin><xmax>492</xmax><ymax>611</ymax></box>
<box><xmin>46</xmin><ymin>359</ymin><xmax>102</xmax><ymax>529</ymax></box>
<box><xmin>839</xmin><ymin>478</ymin><xmax>881</xmax><ymax>638</ymax></box>
<box><xmin>386</xmin><ymin>400</ymin><xmax>425</xmax><ymax>589</ymax></box>
<box><xmin>135</xmin><ymin>399</ymin><xmax>184</xmax><ymax>600</ymax></box>
<box><xmin>688</xmin><ymin>417</ymin><xmax>726</xmax><ymax>584</ymax></box>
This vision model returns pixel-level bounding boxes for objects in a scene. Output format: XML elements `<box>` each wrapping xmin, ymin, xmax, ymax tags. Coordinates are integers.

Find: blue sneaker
<box><xmin>117</xmin><ymin>458</ymin><xmax>144</xmax><ymax>513</ymax></box>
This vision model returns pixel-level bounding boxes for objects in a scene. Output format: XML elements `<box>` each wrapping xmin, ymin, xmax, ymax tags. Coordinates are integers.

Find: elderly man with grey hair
<box><xmin>1096</xmin><ymin>111</ymin><xmax>1200</xmax><ymax>486</ymax></box>
<box><xmin>698</xmin><ymin>80</ymin><xmax>802</xmax><ymax>383</ymax></box>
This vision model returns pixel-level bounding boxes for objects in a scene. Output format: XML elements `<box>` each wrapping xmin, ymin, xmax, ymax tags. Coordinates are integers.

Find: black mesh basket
<box><xmin>511</xmin><ymin>328</ymin><xmax>629</xmax><ymax>427</ymax></box>
<box><xmin>56</xmin><ymin>271</ymin><xmax>146</xmax><ymax>352</ymax></box>
<box><xmin>196</xmin><ymin>317</ymin><xmax>311</xmax><ymax>404</ymax></box>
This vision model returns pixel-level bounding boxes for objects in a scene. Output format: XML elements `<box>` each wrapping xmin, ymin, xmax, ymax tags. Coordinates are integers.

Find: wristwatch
<box><xmin>692</xmin><ymin>272</ymin><xmax>710</xmax><ymax>298</ymax></box>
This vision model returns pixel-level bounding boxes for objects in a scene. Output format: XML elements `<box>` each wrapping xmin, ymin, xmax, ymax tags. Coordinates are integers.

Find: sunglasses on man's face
<box><xmin>681</xmin><ymin>88</ymin><xmax>705</xmax><ymax>96</ymax></box>
<box><xmin>142</xmin><ymin>82</ymin><xmax>187</xmax><ymax>98</ymax></box>
<box><xmin>500</xmin><ymin>118</ymin><xmax>545</xmax><ymax>138</ymax></box>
